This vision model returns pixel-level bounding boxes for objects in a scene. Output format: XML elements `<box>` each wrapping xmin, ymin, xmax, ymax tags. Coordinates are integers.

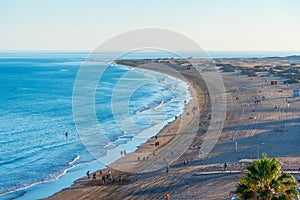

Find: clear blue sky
<box><xmin>1</xmin><ymin>0</ymin><xmax>299</xmax><ymax>51</ymax></box>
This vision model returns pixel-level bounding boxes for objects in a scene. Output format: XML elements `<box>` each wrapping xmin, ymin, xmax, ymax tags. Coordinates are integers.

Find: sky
<box><xmin>0</xmin><ymin>0</ymin><xmax>300</xmax><ymax>51</ymax></box>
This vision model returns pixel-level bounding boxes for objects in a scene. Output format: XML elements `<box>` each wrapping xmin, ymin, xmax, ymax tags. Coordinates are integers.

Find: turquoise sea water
<box><xmin>0</xmin><ymin>52</ymin><xmax>190</xmax><ymax>199</ymax></box>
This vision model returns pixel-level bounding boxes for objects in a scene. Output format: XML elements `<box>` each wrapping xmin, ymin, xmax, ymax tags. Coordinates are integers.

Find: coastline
<box><xmin>0</xmin><ymin>59</ymin><xmax>193</xmax><ymax>199</ymax></box>
<box><xmin>45</xmin><ymin>59</ymin><xmax>210</xmax><ymax>199</ymax></box>
<box><xmin>31</xmin><ymin>56</ymin><xmax>300</xmax><ymax>199</ymax></box>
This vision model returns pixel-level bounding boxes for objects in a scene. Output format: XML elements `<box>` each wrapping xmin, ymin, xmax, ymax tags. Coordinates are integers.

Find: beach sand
<box><xmin>46</xmin><ymin>58</ymin><xmax>300</xmax><ymax>200</ymax></box>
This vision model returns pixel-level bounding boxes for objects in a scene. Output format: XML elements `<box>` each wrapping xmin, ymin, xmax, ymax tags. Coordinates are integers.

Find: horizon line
<box><xmin>0</xmin><ymin>49</ymin><xmax>300</xmax><ymax>52</ymax></box>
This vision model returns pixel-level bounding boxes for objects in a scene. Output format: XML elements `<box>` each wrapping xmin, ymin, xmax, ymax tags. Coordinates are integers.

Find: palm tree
<box><xmin>234</xmin><ymin>154</ymin><xmax>299</xmax><ymax>200</ymax></box>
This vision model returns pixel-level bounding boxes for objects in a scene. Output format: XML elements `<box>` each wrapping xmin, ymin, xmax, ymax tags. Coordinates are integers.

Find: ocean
<box><xmin>0</xmin><ymin>51</ymin><xmax>190</xmax><ymax>199</ymax></box>
<box><xmin>0</xmin><ymin>50</ymin><xmax>299</xmax><ymax>199</ymax></box>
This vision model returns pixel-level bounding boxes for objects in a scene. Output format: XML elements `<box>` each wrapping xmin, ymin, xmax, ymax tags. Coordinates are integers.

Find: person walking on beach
<box><xmin>165</xmin><ymin>193</ymin><xmax>170</xmax><ymax>200</ymax></box>
<box><xmin>86</xmin><ymin>171</ymin><xmax>90</xmax><ymax>179</ymax></box>
<box><xmin>102</xmin><ymin>175</ymin><xmax>106</xmax><ymax>184</ymax></box>
<box><xmin>166</xmin><ymin>164</ymin><xmax>170</xmax><ymax>173</ymax></box>
<box><xmin>107</xmin><ymin>172</ymin><xmax>114</xmax><ymax>183</ymax></box>
<box><xmin>92</xmin><ymin>173</ymin><xmax>96</xmax><ymax>180</ymax></box>
<box><xmin>120</xmin><ymin>150</ymin><xmax>123</xmax><ymax>157</ymax></box>
<box><xmin>118</xmin><ymin>175</ymin><xmax>123</xmax><ymax>183</ymax></box>
<box><xmin>224</xmin><ymin>162</ymin><xmax>228</xmax><ymax>171</ymax></box>
<box><xmin>106</xmin><ymin>170</ymin><xmax>114</xmax><ymax>183</ymax></box>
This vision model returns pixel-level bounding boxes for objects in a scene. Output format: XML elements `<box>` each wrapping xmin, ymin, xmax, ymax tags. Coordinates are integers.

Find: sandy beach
<box><xmin>46</xmin><ymin>57</ymin><xmax>300</xmax><ymax>200</ymax></box>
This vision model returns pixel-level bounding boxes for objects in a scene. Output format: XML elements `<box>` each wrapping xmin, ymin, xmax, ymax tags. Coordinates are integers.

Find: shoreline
<box><xmin>1</xmin><ymin>60</ymin><xmax>194</xmax><ymax>199</ymax></box>
<box><xmin>1</xmin><ymin>54</ymin><xmax>299</xmax><ymax>199</ymax></box>
<box><xmin>25</xmin><ymin>56</ymin><xmax>300</xmax><ymax>199</ymax></box>
<box><xmin>45</xmin><ymin>59</ymin><xmax>210</xmax><ymax>199</ymax></box>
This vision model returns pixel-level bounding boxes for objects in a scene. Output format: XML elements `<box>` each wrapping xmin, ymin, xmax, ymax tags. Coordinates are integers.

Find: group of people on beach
<box><xmin>165</xmin><ymin>159</ymin><xmax>192</xmax><ymax>174</ymax></box>
<box><xmin>183</xmin><ymin>159</ymin><xmax>191</xmax><ymax>166</ymax></box>
<box><xmin>86</xmin><ymin>170</ymin><xmax>116</xmax><ymax>184</ymax></box>
<box><xmin>86</xmin><ymin>170</ymin><xmax>98</xmax><ymax>180</ymax></box>
<box><xmin>120</xmin><ymin>149</ymin><xmax>127</xmax><ymax>157</ymax></box>
<box><xmin>137</xmin><ymin>156</ymin><xmax>150</xmax><ymax>161</ymax></box>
